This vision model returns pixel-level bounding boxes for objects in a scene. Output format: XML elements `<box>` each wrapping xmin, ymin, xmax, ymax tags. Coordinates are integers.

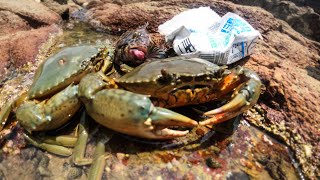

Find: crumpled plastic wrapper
<box><xmin>158</xmin><ymin>7</ymin><xmax>261</xmax><ymax>64</ymax></box>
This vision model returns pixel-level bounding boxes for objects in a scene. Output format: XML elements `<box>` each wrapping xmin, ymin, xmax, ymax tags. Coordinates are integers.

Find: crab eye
<box><xmin>133</xmin><ymin>32</ymin><xmax>141</xmax><ymax>38</ymax></box>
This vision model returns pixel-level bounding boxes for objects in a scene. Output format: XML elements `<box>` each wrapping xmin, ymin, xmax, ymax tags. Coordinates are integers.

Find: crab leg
<box><xmin>22</xmin><ymin>129</ymin><xmax>78</xmax><ymax>156</ymax></box>
<box><xmin>73</xmin><ymin>111</ymin><xmax>93</xmax><ymax>166</ymax></box>
<box><xmin>88</xmin><ymin>141</ymin><xmax>106</xmax><ymax>180</ymax></box>
<box><xmin>0</xmin><ymin>93</ymin><xmax>28</xmax><ymax>131</ymax></box>
<box><xmin>87</xmin><ymin>129</ymin><xmax>112</xmax><ymax>180</ymax></box>
<box><xmin>23</xmin><ymin>132</ymin><xmax>73</xmax><ymax>156</ymax></box>
<box><xmin>40</xmin><ymin>135</ymin><xmax>78</xmax><ymax>147</ymax></box>
<box><xmin>73</xmin><ymin>111</ymin><xmax>113</xmax><ymax>166</ymax></box>
<box><xmin>200</xmin><ymin>67</ymin><xmax>261</xmax><ymax>125</ymax></box>
<box><xmin>0</xmin><ymin>101</ymin><xmax>13</xmax><ymax>131</ymax></box>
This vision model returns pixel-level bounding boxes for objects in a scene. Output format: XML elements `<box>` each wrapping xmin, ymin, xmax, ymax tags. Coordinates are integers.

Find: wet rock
<box><xmin>1</xmin><ymin>147</ymin><xmax>53</xmax><ymax>179</ymax></box>
<box><xmin>226</xmin><ymin>171</ymin><xmax>250</xmax><ymax>180</ymax></box>
<box><xmin>34</xmin><ymin>152</ymin><xmax>52</xmax><ymax>178</ymax></box>
<box><xmin>20</xmin><ymin>147</ymin><xmax>38</xmax><ymax>160</ymax></box>
<box><xmin>0</xmin><ymin>0</ymin><xmax>61</xmax><ymax>27</ymax></box>
<box><xmin>38</xmin><ymin>155</ymin><xmax>50</xmax><ymax>169</ymax></box>
<box><xmin>67</xmin><ymin>167</ymin><xmax>83</xmax><ymax>180</ymax></box>
<box><xmin>37</xmin><ymin>166</ymin><xmax>52</xmax><ymax>178</ymax></box>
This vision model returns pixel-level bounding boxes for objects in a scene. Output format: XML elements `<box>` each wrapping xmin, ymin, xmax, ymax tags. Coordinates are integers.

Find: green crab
<box><xmin>79</xmin><ymin>57</ymin><xmax>262</xmax><ymax>133</ymax></box>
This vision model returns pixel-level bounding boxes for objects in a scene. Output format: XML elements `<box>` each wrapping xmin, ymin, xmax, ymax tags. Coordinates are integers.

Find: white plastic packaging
<box><xmin>158</xmin><ymin>7</ymin><xmax>261</xmax><ymax>64</ymax></box>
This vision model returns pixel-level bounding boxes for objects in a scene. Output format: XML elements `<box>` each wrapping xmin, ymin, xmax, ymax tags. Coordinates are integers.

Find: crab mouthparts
<box><xmin>129</xmin><ymin>48</ymin><xmax>146</xmax><ymax>60</ymax></box>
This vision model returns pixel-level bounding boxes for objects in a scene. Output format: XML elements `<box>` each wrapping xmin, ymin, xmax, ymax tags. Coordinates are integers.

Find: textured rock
<box><xmin>85</xmin><ymin>0</ymin><xmax>187</xmax><ymax>34</ymax></box>
<box><xmin>229</xmin><ymin>0</ymin><xmax>320</xmax><ymax>42</ymax></box>
<box><xmin>84</xmin><ymin>0</ymin><xmax>320</xmax><ymax>178</ymax></box>
<box><xmin>0</xmin><ymin>11</ymin><xmax>32</xmax><ymax>35</ymax></box>
<box><xmin>0</xmin><ymin>25</ymin><xmax>62</xmax><ymax>83</ymax></box>
<box><xmin>0</xmin><ymin>0</ymin><xmax>63</xmax><ymax>83</ymax></box>
<box><xmin>0</xmin><ymin>0</ymin><xmax>61</xmax><ymax>27</ymax></box>
<box><xmin>41</xmin><ymin>0</ymin><xmax>70</xmax><ymax>19</ymax></box>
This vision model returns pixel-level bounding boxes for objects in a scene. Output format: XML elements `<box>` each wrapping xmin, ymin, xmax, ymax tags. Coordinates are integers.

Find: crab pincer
<box><xmin>199</xmin><ymin>66</ymin><xmax>262</xmax><ymax>125</ymax></box>
<box><xmin>78</xmin><ymin>72</ymin><xmax>198</xmax><ymax>139</ymax></box>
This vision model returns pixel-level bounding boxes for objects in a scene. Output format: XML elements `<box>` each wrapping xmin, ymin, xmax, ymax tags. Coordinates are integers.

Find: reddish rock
<box><xmin>0</xmin><ymin>38</ymin><xmax>10</xmax><ymax>79</ymax></box>
<box><xmin>229</xmin><ymin>0</ymin><xmax>320</xmax><ymax>42</ymax></box>
<box><xmin>0</xmin><ymin>0</ymin><xmax>63</xmax><ymax>82</ymax></box>
<box><xmin>0</xmin><ymin>11</ymin><xmax>32</xmax><ymax>35</ymax></box>
<box><xmin>0</xmin><ymin>25</ymin><xmax>62</xmax><ymax>82</ymax></box>
<box><xmin>41</xmin><ymin>0</ymin><xmax>70</xmax><ymax>19</ymax></box>
<box><xmin>0</xmin><ymin>0</ymin><xmax>61</xmax><ymax>27</ymax></box>
<box><xmin>85</xmin><ymin>0</ymin><xmax>187</xmax><ymax>34</ymax></box>
<box><xmin>84</xmin><ymin>0</ymin><xmax>320</xmax><ymax>178</ymax></box>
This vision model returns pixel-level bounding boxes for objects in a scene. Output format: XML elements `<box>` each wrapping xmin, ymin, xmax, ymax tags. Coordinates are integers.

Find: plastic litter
<box><xmin>158</xmin><ymin>7</ymin><xmax>261</xmax><ymax>64</ymax></box>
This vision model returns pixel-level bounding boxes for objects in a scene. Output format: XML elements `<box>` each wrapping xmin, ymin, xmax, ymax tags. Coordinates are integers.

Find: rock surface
<box><xmin>0</xmin><ymin>0</ymin><xmax>61</xmax><ymax>26</ymax></box>
<box><xmin>0</xmin><ymin>25</ymin><xmax>62</xmax><ymax>83</ymax></box>
<box><xmin>0</xmin><ymin>0</ymin><xmax>319</xmax><ymax>179</ymax></box>
<box><xmin>0</xmin><ymin>0</ymin><xmax>62</xmax><ymax>83</ymax></box>
<box><xmin>230</xmin><ymin>0</ymin><xmax>320</xmax><ymax>42</ymax></box>
<box><xmin>85</xmin><ymin>0</ymin><xmax>187</xmax><ymax>34</ymax></box>
<box><xmin>84</xmin><ymin>0</ymin><xmax>320</xmax><ymax>178</ymax></box>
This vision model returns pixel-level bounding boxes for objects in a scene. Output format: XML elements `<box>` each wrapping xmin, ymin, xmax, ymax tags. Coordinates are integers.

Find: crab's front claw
<box><xmin>200</xmin><ymin>67</ymin><xmax>262</xmax><ymax>126</ymax></box>
<box><xmin>143</xmin><ymin>106</ymin><xmax>198</xmax><ymax>139</ymax></box>
<box><xmin>83</xmin><ymin>89</ymin><xmax>198</xmax><ymax>139</ymax></box>
<box><xmin>79</xmin><ymin>73</ymin><xmax>198</xmax><ymax>139</ymax></box>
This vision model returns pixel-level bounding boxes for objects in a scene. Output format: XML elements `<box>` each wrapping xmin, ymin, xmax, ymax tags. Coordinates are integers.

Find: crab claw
<box><xmin>200</xmin><ymin>67</ymin><xmax>262</xmax><ymax>126</ymax></box>
<box><xmin>144</xmin><ymin>106</ymin><xmax>198</xmax><ymax>139</ymax></box>
<box><xmin>78</xmin><ymin>73</ymin><xmax>198</xmax><ymax>139</ymax></box>
<box><xmin>83</xmin><ymin>89</ymin><xmax>198</xmax><ymax>139</ymax></box>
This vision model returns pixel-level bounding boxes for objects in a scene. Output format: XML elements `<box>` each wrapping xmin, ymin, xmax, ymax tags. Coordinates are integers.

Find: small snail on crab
<box><xmin>0</xmin><ymin>25</ymin><xmax>262</xmax><ymax>179</ymax></box>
